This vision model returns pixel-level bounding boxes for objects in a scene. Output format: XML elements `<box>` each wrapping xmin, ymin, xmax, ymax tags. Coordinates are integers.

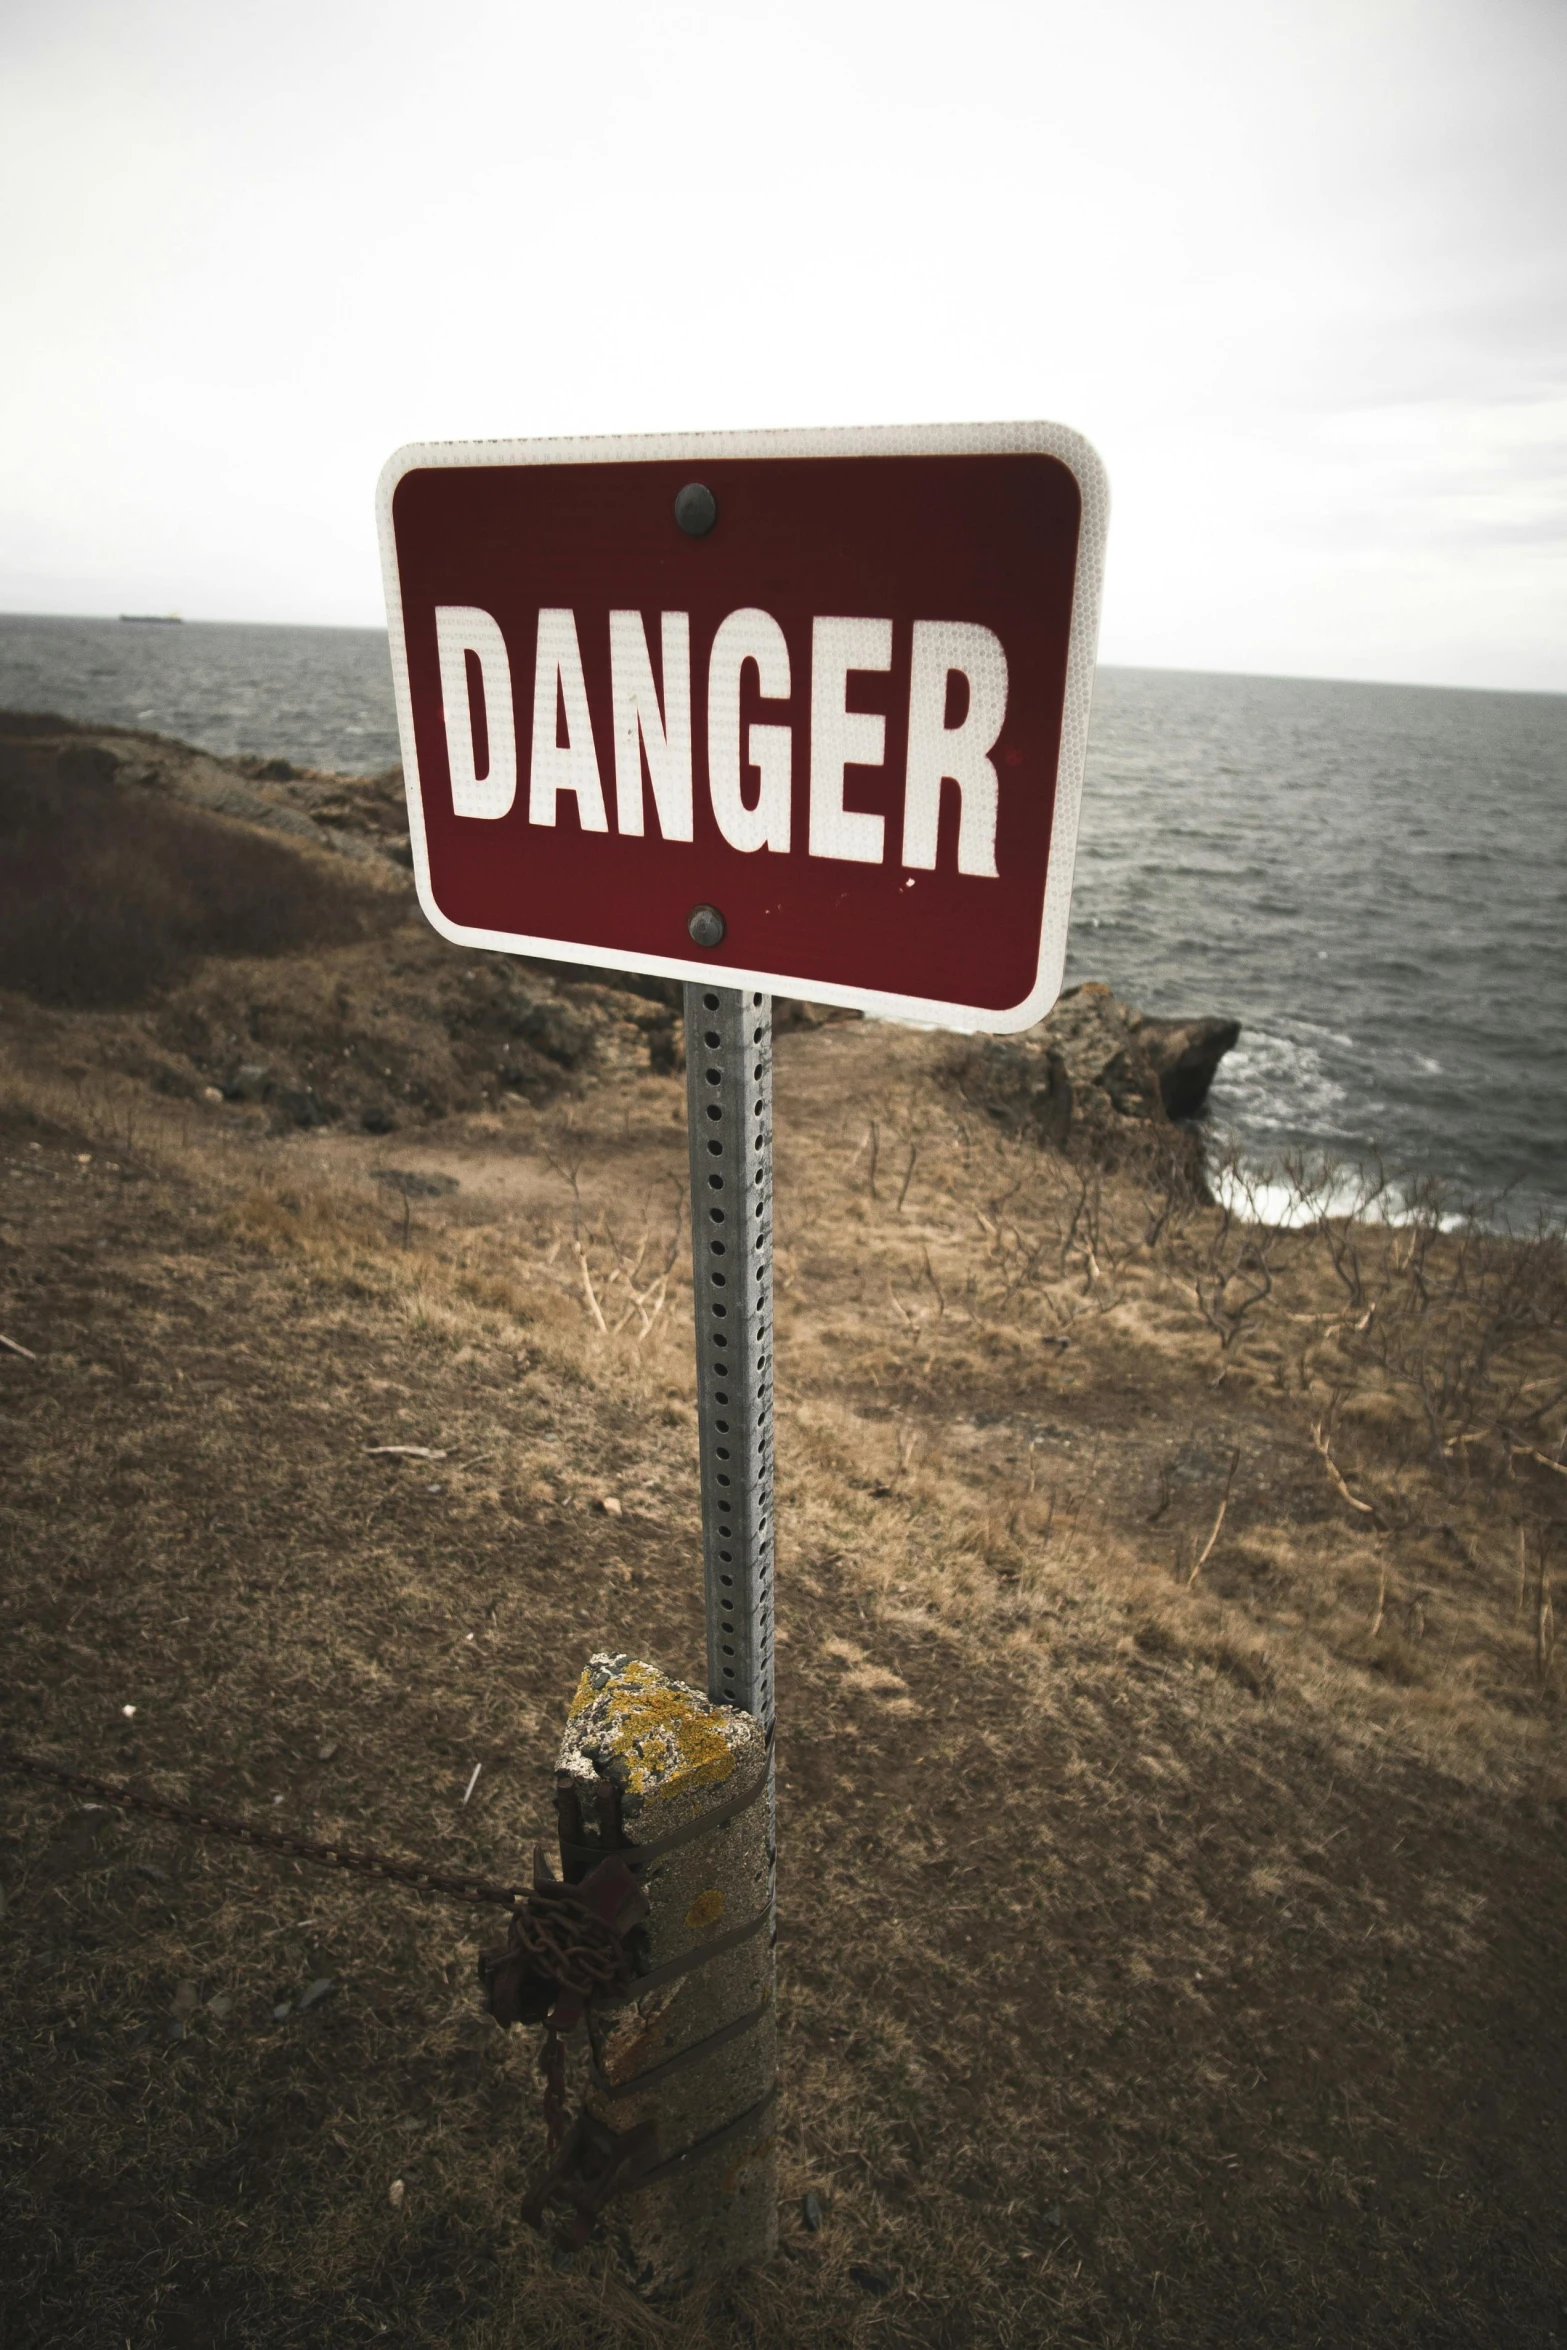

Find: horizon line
<box><xmin>0</xmin><ymin>607</ymin><xmax>1563</xmax><ymax>704</ymax></box>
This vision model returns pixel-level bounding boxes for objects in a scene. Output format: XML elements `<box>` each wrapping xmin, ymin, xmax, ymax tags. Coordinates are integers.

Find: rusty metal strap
<box><xmin>590</xmin><ymin>1994</ymin><xmax>771</xmax><ymax>2102</ymax></box>
<box><xmin>595</xmin><ymin>1902</ymin><xmax>771</xmax><ymax>2007</ymax></box>
<box><xmin>519</xmin><ymin>2084</ymin><xmax>778</xmax><ymax>2247</ymax></box>
<box><xmin>558</xmin><ymin>1753</ymin><xmax>771</xmax><ymax>1877</ymax></box>
<box><xmin>633</xmin><ymin>2084</ymin><xmax>779</xmax><ymax>2193</ymax></box>
<box><xmin>1</xmin><ymin>1748</ymin><xmax>525</xmax><ymax>1911</ymax></box>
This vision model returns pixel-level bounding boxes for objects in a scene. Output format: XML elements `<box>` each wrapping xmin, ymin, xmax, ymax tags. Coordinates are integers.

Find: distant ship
<box><xmin>119</xmin><ymin>613</ymin><xmax>183</xmax><ymax>624</ymax></box>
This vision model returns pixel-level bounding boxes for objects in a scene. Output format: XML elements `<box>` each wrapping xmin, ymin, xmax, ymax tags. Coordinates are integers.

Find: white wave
<box><xmin>1209</xmin><ymin>1149</ymin><xmax>1506</xmax><ymax>1235</ymax></box>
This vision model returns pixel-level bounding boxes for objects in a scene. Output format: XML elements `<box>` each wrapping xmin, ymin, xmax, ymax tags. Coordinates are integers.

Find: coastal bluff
<box><xmin>0</xmin><ymin>710</ymin><xmax>1239</xmax><ymax>1171</ymax></box>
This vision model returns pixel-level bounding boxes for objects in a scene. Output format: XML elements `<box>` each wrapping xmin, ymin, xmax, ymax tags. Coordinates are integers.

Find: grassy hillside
<box><xmin>2</xmin><ymin>727</ymin><xmax>1564</xmax><ymax>2349</ymax></box>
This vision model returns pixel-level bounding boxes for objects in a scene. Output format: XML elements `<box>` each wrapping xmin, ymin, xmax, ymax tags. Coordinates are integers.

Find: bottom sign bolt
<box><xmin>687</xmin><ymin>904</ymin><xmax>726</xmax><ymax>948</ymax></box>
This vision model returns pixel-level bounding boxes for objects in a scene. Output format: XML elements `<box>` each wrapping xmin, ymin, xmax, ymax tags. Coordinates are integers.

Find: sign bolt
<box><xmin>674</xmin><ymin>482</ymin><xmax>718</xmax><ymax>537</ymax></box>
<box><xmin>686</xmin><ymin>904</ymin><xmax>726</xmax><ymax>948</ymax></box>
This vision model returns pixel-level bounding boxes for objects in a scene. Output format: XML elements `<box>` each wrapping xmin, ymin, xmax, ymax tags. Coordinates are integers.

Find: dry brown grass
<box><xmin>3</xmin><ymin>984</ymin><xmax>1566</xmax><ymax>2349</ymax></box>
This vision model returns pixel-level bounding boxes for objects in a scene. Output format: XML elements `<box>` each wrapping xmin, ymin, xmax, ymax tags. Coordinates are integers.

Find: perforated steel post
<box><xmin>684</xmin><ymin>984</ymin><xmax>776</xmax><ymax>1914</ymax></box>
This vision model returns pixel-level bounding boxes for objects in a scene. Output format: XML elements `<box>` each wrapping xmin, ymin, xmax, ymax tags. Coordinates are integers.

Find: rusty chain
<box><xmin>500</xmin><ymin>1889</ymin><xmax>632</xmax><ymax>1999</ymax></box>
<box><xmin>1</xmin><ymin>1748</ymin><xmax>525</xmax><ymax>1910</ymax></box>
<box><xmin>478</xmin><ymin>1854</ymin><xmax>648</xmax><ymax>2150</ymax></box>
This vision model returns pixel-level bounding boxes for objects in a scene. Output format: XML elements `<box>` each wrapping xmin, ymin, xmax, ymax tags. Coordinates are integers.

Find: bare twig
<box><xmin>0</xmin><ymin>1333</ymin><xmax>37</xmax><ymax>1360</ymax></box>
<box><xmin>896</xmin><ymin>1144</ymin><xmax>918</xmax><ymax>1213</ymax></box>
<box><xmin>364</xmin><ymin>1445</ymin><xmax>448</xmax><ymax>1460</ymax></box>
<box><xmin>575</xmin><ymin>1243</ymin><xmax>608</xmax><ymax>1334</ymax></box>
<box><xmin>1187</xmin><ymin>1448</ymin><xmax>1240</xmax><ymax>1589</ymax></box>
<box><xmin>1513</xmin><ymin>1446</ymin><xmax>1567</xmax><ymax>1480</ymax></box>
<box><xmin>629</xmin><ymin>1273</ymin><xmax>669</xmax><ymax>1345</ymax></box>
<box><xmin>1311</xmin><ymin>1420</ymin><xmax>1379</xmax><ymax>1521</ymax></box>
<box><xmin>542</xmin><ymin>1131</ymin><xmax>585</xmax><ymax>1238</ymax></box>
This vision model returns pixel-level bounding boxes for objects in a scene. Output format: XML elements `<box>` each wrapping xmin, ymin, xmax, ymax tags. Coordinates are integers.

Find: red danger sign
<box><xmin>377</xmin><ymin>425</ymin><xmax>1107</xmax><ymax>1032</ymax></box>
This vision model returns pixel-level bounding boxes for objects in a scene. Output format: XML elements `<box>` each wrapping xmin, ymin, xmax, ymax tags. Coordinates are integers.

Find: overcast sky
<box><xmin>2</xmin><ymin>0</ymin><xmax>1563</xmax><ymax>690</ymax></box>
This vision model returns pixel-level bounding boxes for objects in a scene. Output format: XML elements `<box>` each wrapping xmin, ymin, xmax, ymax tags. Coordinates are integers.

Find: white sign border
<box><xmin>375</xmin><ymin>420</ymin><xmax>1108</xmax><ymax>1036</ymax></box>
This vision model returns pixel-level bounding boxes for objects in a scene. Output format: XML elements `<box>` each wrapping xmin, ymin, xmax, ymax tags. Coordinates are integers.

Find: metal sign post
<box><xmin>684</xmin><ymin>984</ymin><xmax>776</xmax><ymax>1923</ymax></box>
<box><xmin>373</xmin><ymin>419</ymin><xmax>1111</xmax><ymax>2279</ymax></box>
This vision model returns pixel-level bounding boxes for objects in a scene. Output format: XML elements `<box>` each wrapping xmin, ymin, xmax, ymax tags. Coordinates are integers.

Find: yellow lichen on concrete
<box><xmin>567</xmin><ymin>1657</ymin><xmax>738</xmax><ymax>1796</ymax></box>
<box><xmin>683</xmin><ymin>1888</ymin><xmax>725</xmax><ymax>1931</ymax></box>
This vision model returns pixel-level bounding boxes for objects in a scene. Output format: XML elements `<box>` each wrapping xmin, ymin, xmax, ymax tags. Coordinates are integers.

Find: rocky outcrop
<box><xmin>952</xmin><ymin>982</ymin><xmax>1240</xmax><ymax>1191</ymax></box>
<box><xmin>1132</xmin><ymin>1010</ymin><xmax>1242</xmax><ymax>1120</ymax></box>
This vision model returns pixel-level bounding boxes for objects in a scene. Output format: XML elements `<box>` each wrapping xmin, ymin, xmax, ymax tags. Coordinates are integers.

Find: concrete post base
<box><xmin>558</xmin><ymin>1653</ymin><xmax>777</xmax><ymax>2289</ymax></box>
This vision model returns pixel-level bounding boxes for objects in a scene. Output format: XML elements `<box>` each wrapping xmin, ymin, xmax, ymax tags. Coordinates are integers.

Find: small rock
<box><xmin>297</xmin><ymin>1977</ymin><xmax>336</xmax><ymax>2012</ymax></box>
<box><xmin>388</xmin><ymin>2178</ymin><xmax>406</xmax><ymax>2208</ymax></box>
<box><xmin>201</xmin><ymin>1086</ymin><xmax>224</xmax><ymax>1105</ymax></box>
<box><xmin>850</xmin><ymin>2265</ymin><xmax>892</xmax><ymax>2297</ymax></box>
<box><xmin>207</xmin><ymin>1992</ymin><xmax>233</xmax><ymax>2019</ymax></box>
<box><xmin>801</xmin><ymin>2191</ymin><xmax>822</xmax><ymax>2232</ymax></box>
<box><xmin>225</xmin><ymin>1063</ymin><xmax>272</xmax><ymax>1103</ymax></box>
<box><xmin>121</xmin><ymin>1704</ymin><xmax>136</xmax><ymax>1718</ymax></box>
<box><xmin>317</xmin><ymin>1740</ymin><xmax>339</xmax><ymax>1763</ymax></box>
<box><xmin>133</xmin><ymin>1862</ymin><xmax>167</xmax><ymax>1884</ymax></box>
<box><xmin>597</xmin><ymin>1496</ymin><xmax>623</xmax><ymax>1517</ymax></box>
<box><xmin>272</xmin><ymin>2000</ymin><xmax>293</xmax><ymax>2021</ymax></box>
<box><xmin>170</xmin><ymin>1979</ymin><xmax>199</xmax><ymax>2018</ymax></box>
<box><xmin>1044</xmin><ymin>2205</ymin><xmax>1064</xmax><ymax>2227</ymax></box>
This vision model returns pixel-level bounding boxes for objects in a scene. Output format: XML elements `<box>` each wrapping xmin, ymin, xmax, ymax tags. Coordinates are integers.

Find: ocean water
<box><xmin>1068</xmin><ymin>669</ymin><xmax>1566</xmax><ymax>1228</ymax></box>
<box><xmin>0</xmin><ymin>613</ymin><xmax>401</xmax><ymax>775</ymax></box>
<box><xmin>2</xmin><ymin>614</ymin><xmax>1563</xmax><ymax>1224</ymax></box>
